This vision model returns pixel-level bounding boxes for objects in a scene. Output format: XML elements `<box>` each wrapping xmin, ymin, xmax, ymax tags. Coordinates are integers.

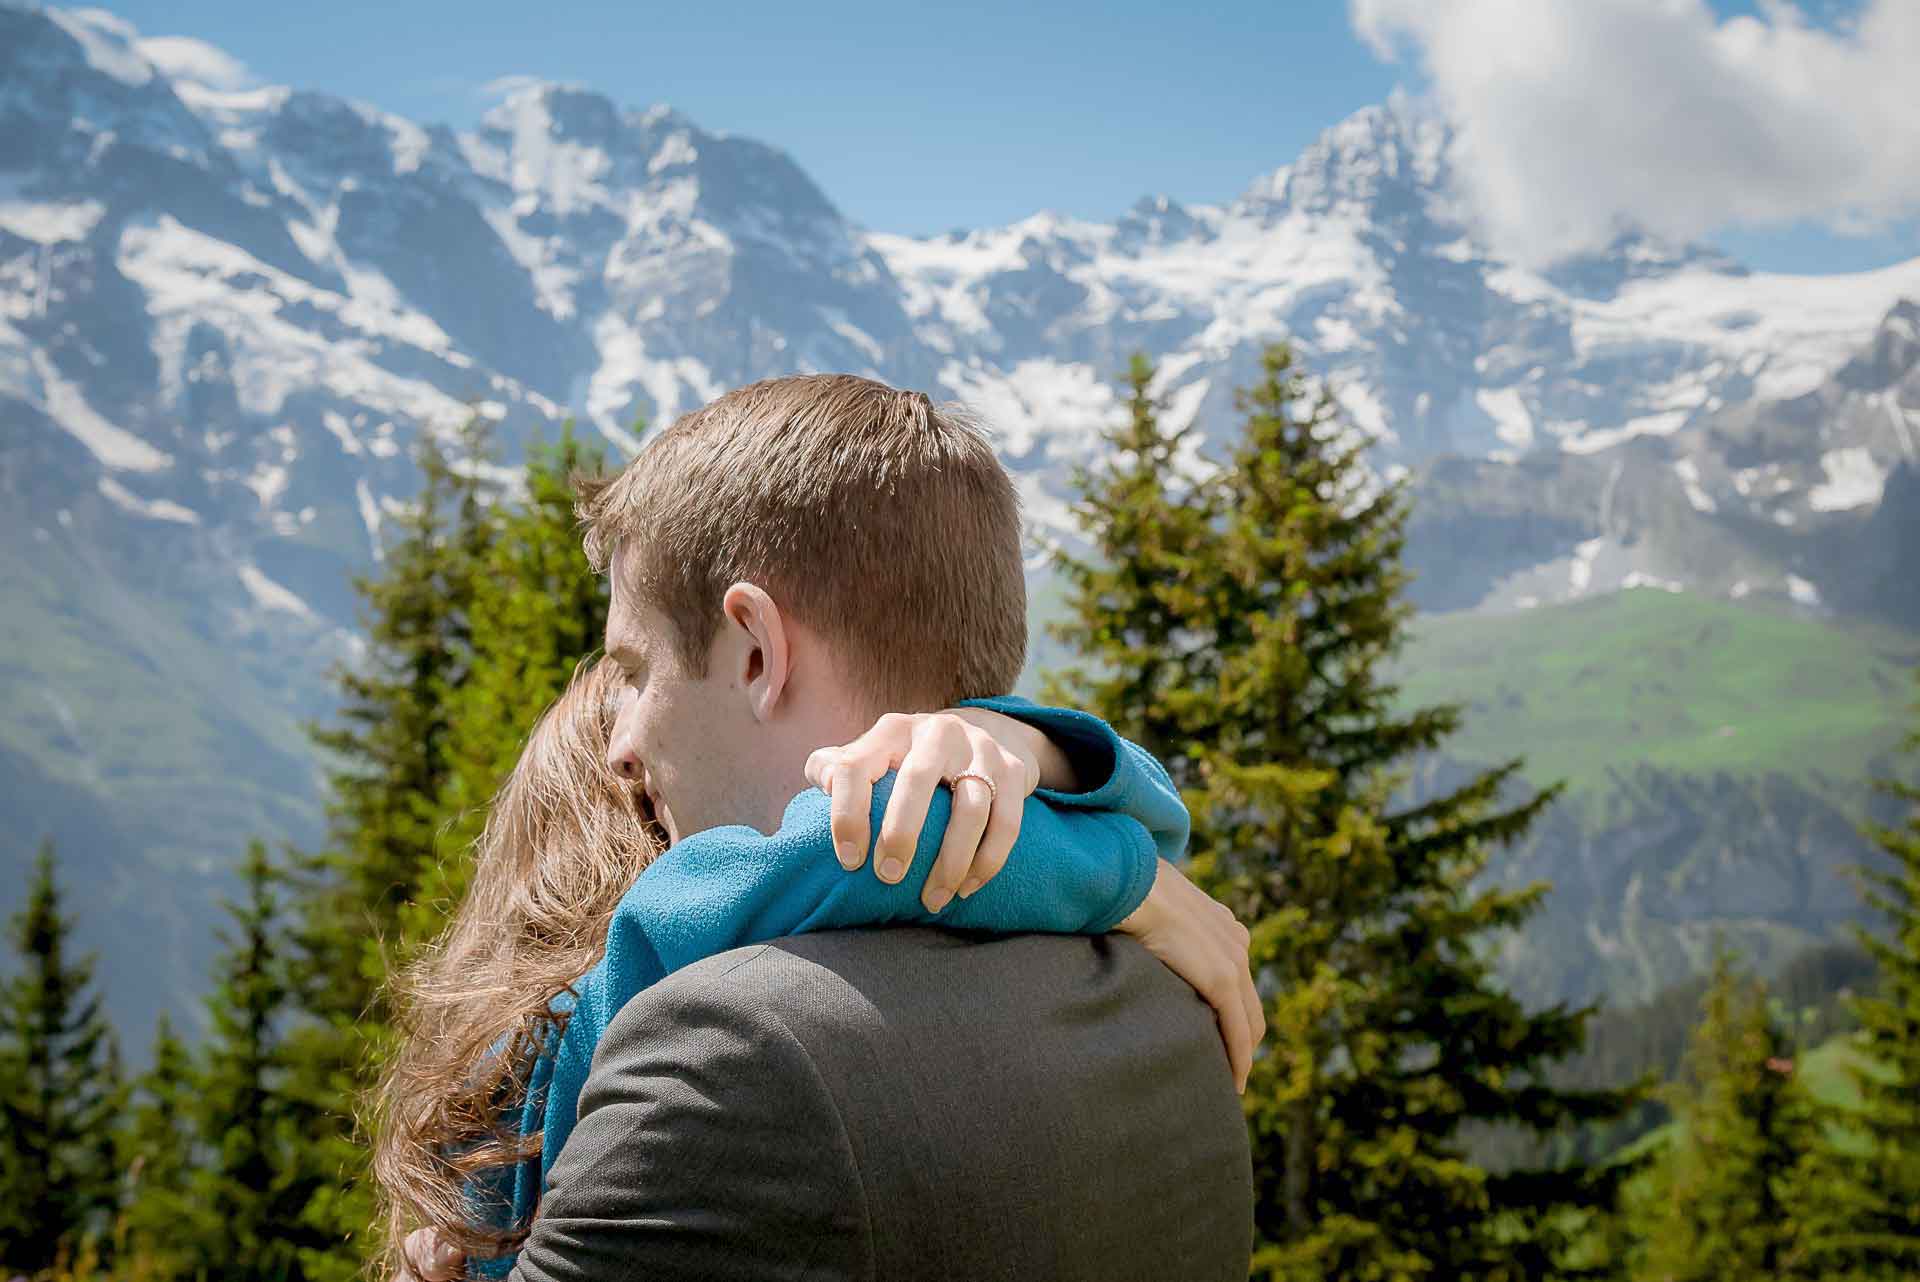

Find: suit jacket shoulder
<box><xmin>512</xmin><ymin>928</ymin><xmax>1252</xmax><ymax>1282</ymax></box>
<box><xmin>508</xmin><ymin>945</ymin><xmax>873</xmax><ymax>1282</ymax></box>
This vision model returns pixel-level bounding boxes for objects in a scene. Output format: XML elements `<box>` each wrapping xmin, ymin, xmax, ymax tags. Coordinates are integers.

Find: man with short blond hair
<box><xmin>502</xmin><ymin>373</ymin><xmax>1254</xmax><ymax>1281</ymax></box>
<box><xmin>578</xmin><ymin>374</ymin><xmax>1027</xmax><ymax>706</ymax></box>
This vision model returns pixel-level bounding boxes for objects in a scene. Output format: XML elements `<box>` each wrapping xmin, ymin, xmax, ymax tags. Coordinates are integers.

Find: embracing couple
<box><xmin>376</xmin><ymin>375</ymin><xmax>1258</xmax><ymax>1280</ymax></box>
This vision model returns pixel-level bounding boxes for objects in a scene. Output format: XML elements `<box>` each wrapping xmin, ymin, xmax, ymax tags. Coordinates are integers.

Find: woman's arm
<box><xmin>588</xmin><ymin>781</ymin><xmax>1160</xmax><ymax>1017</ymax></box>
<box><xmin>806</xmin><ymin>699</ymin><xmax>1191</xmax><ymax>912</ymax></box>
<box><xmin>529</xmin><ymin>776</ymin><xmax>1255</xmax><ymax>1178</ymax></box>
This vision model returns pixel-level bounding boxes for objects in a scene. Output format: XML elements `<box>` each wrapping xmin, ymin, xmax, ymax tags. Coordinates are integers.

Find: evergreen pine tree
<box><xmin>1050</xmin><ymin>345</ymin><xmax>1636</xmax><ymax>1280</ymax></box>
<box><xmin>404</xmin><ymin>428</ymin><xmax>612</xmax><ymax>945</ymax></box>
<box><xmin>167</xmin><ymin>840</ymin><xmax>319</xmax><ymax>1280</ymax></box>
<box><xmin>1813</xmin><ymin>667</ymin><xmax>1920</xmax><ymax>1276</ymax></box>
<box><xmin>118</xmin><ymin>1014</ymin><xmax>197</xmax><ymax>1277</ymax></box>
<box><xmin>1633</xmin><ymin>952</ymin><xmax>1820</xmax><ymax>1281</ymax></box>
<box><xmin>0</xmin><ymin>843</ymin><xmax>126</xmax><ymax>1273</ymax></box>
<box><xmin>1045</xmin><ymin>353</ymin><xmax>1218</xmax><ymax>766</ymax></box>
<box><xmin>296</xmin><ymin>421</ymin><xmax>500</xmax><ymax>1019</ymax></box>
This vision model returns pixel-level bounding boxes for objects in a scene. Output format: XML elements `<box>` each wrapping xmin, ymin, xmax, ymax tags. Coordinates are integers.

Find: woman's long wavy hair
<box><xmin>368</xmin><ymin>657</ymin><xmax>665</xmax><ymax>1275</ymax></box>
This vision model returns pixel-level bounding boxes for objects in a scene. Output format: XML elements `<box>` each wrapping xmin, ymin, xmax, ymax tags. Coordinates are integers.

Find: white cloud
<box><xmin>1351</xmin><ymin>0</ymin><xmax>1920</xmax><ymax>264</ymax></box>
<box><xmin>480</xmin><ymin>74</ymin><xmax>547</xmax><ymax>99</ymax></box>
<box><xmin>477</xmin><ymin>74</ymin><xmax>590</xmax><ymax>103</ymax></box>
<box><xmin>135</xmin><ymin>34</ymin><xmax>258</xmax><ymax>91</ymax></box>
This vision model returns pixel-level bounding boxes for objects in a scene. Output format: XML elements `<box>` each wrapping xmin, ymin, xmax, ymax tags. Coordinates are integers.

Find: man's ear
<box><xmin>719</xmin><ymin>581</ymin><xmax>791</xmax><ymax>722</ymax></box>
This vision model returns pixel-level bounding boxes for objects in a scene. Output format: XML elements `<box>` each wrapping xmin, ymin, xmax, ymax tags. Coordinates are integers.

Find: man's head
<box><xmin>582</xmin><ymin>373</ymin><xmax>1026</xmax><ymax>840</ymax></box>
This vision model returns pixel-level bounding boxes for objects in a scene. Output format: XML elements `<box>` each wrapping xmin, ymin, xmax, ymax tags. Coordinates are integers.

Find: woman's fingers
<box><xmin>961</xmin><ymin>746</ymin><xmax>1025</xmax><ymax>898</ymax></box>
<box><xmin>944</xmin><ymin>706</ymin><xmax>1047</xmax><ymax>792</ymax></box>
<box><xmin>401</xmin><ymin>1228</ymin><xmax>461</xmax><ymax>1282</ymax></box>
<box><xmin>1234</xmin><ymin>917</ymin><xmax>1265</xmax><ymax>1054</ymax></box>
<box><xmin>809</xmin><ymin>716</ymin><xmax>918</xmax><ymax>870</ymax></box>
<box><xmin>802</xmin><ymin>745</ymin><xmax>834</xmax><ymax>792</ymax></box>
<box><xmin>827</xmin><ymin>757</ymin><xmax>877</xmax><ymax>870</ymax></box>
<box><xmin>926</xmin><ymin>774</ymin><xmax>992</xmax><ymax>911</ymax></box>
<box><xmin>816</xmin><ymin>710</ymin><xmax>1049</xmax><ymax>893</ymax></box>
<box><xmin>1116</xmin><ymin>860</ymin><xmax>1264</xmax><ymax>1093</ymax></box>
<box><xmin>874</xmin><ymin>718</ymin><xmax>964</xmax><ymax>881</ymax></box>
<box><xmin>1222</xmin><ymin>950</ymin><xmax>1256</xmax><ymax>1091</ymax></box>
<box><xmin>1208</xmin><ymin>954</ymin><xmax>1252</xmax><ymax>1091</ymax></box>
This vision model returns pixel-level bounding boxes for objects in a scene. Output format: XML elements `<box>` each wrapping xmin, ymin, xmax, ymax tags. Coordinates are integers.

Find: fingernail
<box><xmin>956</xmin><ymin>877</ymin><xmax>982</xmax><ymax>899</ymax></box>
<box><xmin>925</xmin><ymin>886</ymin><xmax>954</xmax><ymax>913</ymax></box>
<box><xmin>836</xmin><ymin>842</ymin><xmax>858</xmax><ymax>869</ymax></box>
<box><xmin>878</xmin><ymin>857</ymin><xmax>905</xmax><ymax>882</ymax></box>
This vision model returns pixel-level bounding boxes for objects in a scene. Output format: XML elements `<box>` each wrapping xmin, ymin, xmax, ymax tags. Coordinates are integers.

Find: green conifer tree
<box><xmin>0</xmin><ymin>843</ymin><xmax>126</xmax><ymax>1273</ymax></box>
<box><xmin>283</xmin><ymin>418</ymin><xmax>624</xmax><ymax>1275</ymax></box>
<box><xmin>1812</xmin><ymin>668</ymin><xmax>1920</xmax><ymax>1277</ymax></box>
<box><xmin>118</xmin><ymin>1014</ymin><xmax>197</xmax><ymax>1277</ymax></box>
<box><xmin>170</xmin><ymin>840</ymin><xmax>320</xmax><ymax>1280</ymax></box>
<box><xmin>1633</xmin><ymin>952</ymin><xmax>1820</xmax><ymax>1281</ymax></box>
<box><xmin>297</xmin><ymin>421</ymin><xmax>500</xmax><ymax>1017</ymax></box>
<box><xmin>1050</xmin><ymin>345</ymin><xmax>1635</xmax><ymax>1280</ymax></box>
<box><xmin>405</xmin><ymin>428</ymin><xmax>612</xmax><ymax>945</ymax></box>
<box><xmin>284</xmin><ymin>419</ymin><xmax>501</xmax><ymax>1279</ymax></box>
<box><xmin>1045</xmin><ymin>353</ymin><xmax>1219</xmax><ymax>766</ymax></box>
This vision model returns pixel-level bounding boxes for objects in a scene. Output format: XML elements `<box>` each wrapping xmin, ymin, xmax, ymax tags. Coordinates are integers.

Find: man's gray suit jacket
<box><xmin>506</xmin><ymin>926</ymin><xmax>1254</xmax><ymax>1281</ymax></box>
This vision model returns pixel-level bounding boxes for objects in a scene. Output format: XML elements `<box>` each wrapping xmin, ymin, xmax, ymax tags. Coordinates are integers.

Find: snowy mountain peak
<box><xmin>1836</xmin><ymin>298</ymin><xmax>1920</xmax><ymax>391</ymax></box>
<box><xmin>1541</xmin><ymin>228</ymin><xmax>1748</xmax><ymax>300</ymax></box>
<box><xmin>472</xmin><ymin>80</ymin><xmax>702</xmax><ymax>175</ymax></box>
<box><xmin>480</xmin><ymin>80</ymin><xmax>628</xmax><ymax>146</ymax></box>
<box><xmin>464</xmin><ymin>77</ymin><xmax>847</xmax><ymax>244</ymax></box>
<box><xmin>1113</xmin><ymin>193</ymin><xmax>1210</xmax><ymax>251</ymax></box>
<box><xmin>2</xmin><ymin>4</ymin><xmax>218</xmax><ymax>174</ymax></box>
<box><xmin>39</xmin><ymin>6</ymin><xmax>154</xmax><ymax>87</ymax></box>
<box><xmin>250</xmin><ymin>90</ymin><xmax>443</xmax><ymax>183</ymax></box>
<box><xmin>1239</xmin><ymin>96</ymin><xmax>1451</xmax><ymax>222</ymax></box>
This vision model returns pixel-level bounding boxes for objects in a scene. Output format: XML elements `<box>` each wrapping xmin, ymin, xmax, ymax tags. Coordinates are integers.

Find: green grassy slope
<box><xmin>1035</xmin><ymin>582</ymin><xmax>1920</xmax><ymax>789</ymax></box>
<box><xmin>1392</xmin><ymin>588</ymin><xmax>1920</xmax><ymax>798</ymax></box>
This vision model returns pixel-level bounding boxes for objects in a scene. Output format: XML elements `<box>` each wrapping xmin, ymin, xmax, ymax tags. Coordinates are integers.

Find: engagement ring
<box><xmin>947</xmin><ymin>770</ymin><xmax>998</xmax><ymax>804</ymax></box>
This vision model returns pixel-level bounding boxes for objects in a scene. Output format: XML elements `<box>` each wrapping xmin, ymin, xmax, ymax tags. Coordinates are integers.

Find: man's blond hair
<box><xmin>578</xmin><ymin>373</ymin><xmax>1026</xmax><ymax>707</ymax></box>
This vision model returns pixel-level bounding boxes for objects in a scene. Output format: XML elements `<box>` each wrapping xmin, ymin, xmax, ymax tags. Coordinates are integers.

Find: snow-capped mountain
<box><xmin>2</xmin><ymin>3</ymin><xmax>1915</xmax><ymax>1031</ymax></box>
<box><xmin>6</xmin><ymin>3</ymin><xmax>1915</xmax><ymax>628</ymax></box>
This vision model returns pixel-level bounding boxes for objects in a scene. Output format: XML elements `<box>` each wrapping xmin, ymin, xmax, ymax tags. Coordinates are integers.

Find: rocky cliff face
<box><xmin>1403</xmin><ymin>300</ymin><xmax>1920</xmax><ymax>620</ymax></box>
<box><xmin>1478</xmin><ymin>764</ymin><xmax>1902</xmax><ymax>1009</ymax></box>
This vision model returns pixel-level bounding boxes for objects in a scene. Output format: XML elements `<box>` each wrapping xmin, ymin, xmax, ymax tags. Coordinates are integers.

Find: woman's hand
<box><xmin>397</xmin><ymin>1227</ymin><xmax>460</xmax><ymax>1282</ymax></box>
<box><xmin>805</xmin><ymin>708</ymin><xmax>1061</xmax><ymax>914</ymax></box>
<box><xmin>1117</xmin><ymin>860</ymin><xmax>1265</xmax><ymax>1094</ymax></box>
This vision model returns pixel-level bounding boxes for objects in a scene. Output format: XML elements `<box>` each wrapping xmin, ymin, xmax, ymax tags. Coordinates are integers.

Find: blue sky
<box><xmin>93</xmin><ymin>0</ymin><xmax>1917</xmax><ymax>274</ymax></box>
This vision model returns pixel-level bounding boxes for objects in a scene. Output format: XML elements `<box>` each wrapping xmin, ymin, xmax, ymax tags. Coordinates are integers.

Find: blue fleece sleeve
<box><xmin>958</xmin><ymin>694</ymin><xmax>1190</xmax><ymax>864</ymax></box>
<box><xmin>593</xmin><ymin>776</ymin><xmax>1159</xmax><ymax>1012</ymax></box>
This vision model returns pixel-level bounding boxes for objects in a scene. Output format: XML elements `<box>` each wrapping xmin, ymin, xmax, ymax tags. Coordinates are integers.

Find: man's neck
<box><xmin>738</xmin><ymin>690</ymin><xmax>907</xmax><ymax>834</ymax></box>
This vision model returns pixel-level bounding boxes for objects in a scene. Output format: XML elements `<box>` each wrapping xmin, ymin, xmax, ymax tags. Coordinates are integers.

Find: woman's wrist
<box><xmin>1028</xmin><ymin>724</ymin><xmax>1079</xmax><ymax>792</ymax></box>
<box><xmin>945</xmin><ymin>707</ymin><xmax>1078</xmax><ymax>793</ymax></box>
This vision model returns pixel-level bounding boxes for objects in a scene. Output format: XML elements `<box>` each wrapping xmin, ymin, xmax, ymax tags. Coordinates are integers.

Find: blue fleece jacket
<box><xmin>478</xmin><ymin>695</ymin><xmax>1188</xmax><ymax>1250</ymax></box>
